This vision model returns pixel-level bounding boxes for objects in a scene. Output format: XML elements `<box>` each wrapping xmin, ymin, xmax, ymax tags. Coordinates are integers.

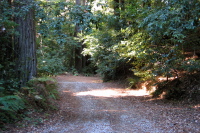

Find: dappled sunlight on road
<box><xmin>74</xmin><ymin>88</ymin><xmax>150</xmax><ymax>98</ymax></box>
<box><xmin>56</xmin><ymin>75</ymin><xmax>103</xmax><ymax>83</ymax></box>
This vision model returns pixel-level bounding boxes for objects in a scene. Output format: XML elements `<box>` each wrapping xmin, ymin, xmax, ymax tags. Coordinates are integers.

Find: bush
<box><xmin>0</xmin><ymin>95</ymin><xmax>26</xmax><ymax>127</ymax></box>
<box><xmin>0</xmin><ymin>77</ymin><xmax>59</xmax><ymax>129</ymax></box>
<box><xmin>152</xmin><ymin>73</ymin><xmax>200</xmax><ymax>101</ymax></box>
<box><xmin>37</xmin><ymin>57</ymin><xmax>66</xmax><ymax>76</ymax></box>
<box><xmin>23</xmin><ymin>77</ymin><xmax>60</xmax><ymax>110</ymax></box>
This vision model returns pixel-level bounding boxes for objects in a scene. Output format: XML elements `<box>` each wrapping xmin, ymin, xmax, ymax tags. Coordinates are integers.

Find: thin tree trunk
<box><xmin>74</xmin><ymin>0</ymin><xmax>83</xmax><ymax>72</ymax></box>
<box><xmin>114</xmin><ymin>0</ymin><xmax>120</xmax><ymax>16</ymax></box>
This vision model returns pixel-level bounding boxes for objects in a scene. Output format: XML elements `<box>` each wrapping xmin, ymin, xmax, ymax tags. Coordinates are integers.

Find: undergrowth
<box><xmin>152</xmin><ymin>72</ymin><xmax>200</xmax><ymax>102</ymax></box>
<box><xmin>0</xmin><ymin>77</ymin><xmax>59</xmax><ymax>130</ymax></box>
<box><xmin>23</xmin><ymin>77</ymin><xmax>60</xmax><ymax>110</ymax></box>
<box><xmin>0</xmin><ymin>95</ymin><xmax>26</xmax><ymax>128</ymax></box>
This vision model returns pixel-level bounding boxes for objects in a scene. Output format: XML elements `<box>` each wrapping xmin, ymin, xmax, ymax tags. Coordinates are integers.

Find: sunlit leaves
<box><xmin>69</xmin><ymin>4</ymin><xmax>94</xmax><ymax>32</ymax></box>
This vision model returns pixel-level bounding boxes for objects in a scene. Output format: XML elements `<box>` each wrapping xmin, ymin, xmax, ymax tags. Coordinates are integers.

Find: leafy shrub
<box><xmin>0</xmin><ymin>95</ymin><xmax>25</xmax><ymax>126</ymax></box>
<box><xmin>82</xmin><ymin>26</ymin><xmax>134</xmax><ymax>81</ymax></box>
<box><xmin>0</xmin><ymin>77</ymin><xmax>59</xmax><ymax>129</ymax></box>
<box><xmin>152</xmin><ymin>73</ymin><xmax>200</xmax><ymax>101</ymax></box>
<box><xmin>37</xmin><ymin>57</ymin><xmax>66</xmax><ymax>77</ymax></box>
<box><xmin>23</xmin><ymin>77</ymin><xmax>59</xmax><ymax>110</ymax></box>
<box><xmin>137</xmin><ymin>0</ymin><xmax>200</xmax><ymax>77</ymax></box>
<box><xmin>127</xmin><ymin>76</ymin><xmax>142</xmax><ymax>89</ymax></box>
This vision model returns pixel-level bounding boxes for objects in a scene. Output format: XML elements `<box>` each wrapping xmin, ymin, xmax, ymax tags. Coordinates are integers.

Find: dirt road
<box><xmin>7</xmin><ymin>75</ymin><xmax>200</xmax><ymax>133</ymax></box>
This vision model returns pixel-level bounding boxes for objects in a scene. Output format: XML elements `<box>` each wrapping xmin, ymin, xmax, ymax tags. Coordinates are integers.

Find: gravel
<box><xmin>4</xmin><ymin>75</ymin><xmax>200</xmax><ymax>133</ymax></box>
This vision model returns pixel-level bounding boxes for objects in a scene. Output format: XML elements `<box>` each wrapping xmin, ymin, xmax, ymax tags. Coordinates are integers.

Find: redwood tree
<box><xmin>74</xmin><ymin>0</ymin><xmax>85</xmax><ymax>72</ymax></box>
<box><xmin>14</xmin><ymin>0</ymin><xmax>37</xmax><ymax>85</ymax></box>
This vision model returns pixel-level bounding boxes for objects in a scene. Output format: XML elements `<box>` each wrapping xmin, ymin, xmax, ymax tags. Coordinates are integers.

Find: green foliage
<box><xmin>137</xmin><ymin>0</ymin><xmax>200</xmax><ymax>76</ymax></box>
<box><xmin>69</xmin><ymin>4</ymin><xmax>94</xmax><ymax>33</ymax></box>
<box><xmin>81</xmin><ymin>0</ymin><xmax>200</xmax><ymax>101</ymax></box>
<box><xmin>152</xmin><ymin>73</ymin><xmax>200</xmax><ymax>101</ymax></box>
<box><xmin>127</xmin><ymin>76</ymin><xmax>141</xmax><ymax>88</ymax></box>
<box><xmin>23</xmin><ymin>77</ymin><xmax>59</xmax><ymax>110</ymax></box>
<box><xmin>111</xmin><ymin>0</ymin><xmax>200</xmax><ymax>80</ymax></box>
<box><xmin>0</xmin><ymin>95</ymin><xmax>25</xmax><ymax>125</ymax></box>
<box><xmin>35</xmin><ymin>1</ymin><xmax>97</xmax><ymax>76</ymax></box>
<box><xmin>82</xmin><ymin>1</ymin><xmax>142</xmax><ymax>81</ymax></box>
<box><xmin>37</xmin><ymin>57</ymin><xmax>66</xmax><ymax>77</ymax></box>
<box><xmin>35</xmin><ymin>1</ymin><xmax>74</xmax><ymax>76</ymax></box>
<box><xmin>82</xmin><ymin>27</ymin><xmax>134</xmax><ymax>81</ymax></box>
<box><xmin>0</xmin><ymin>0</ymin><xmax>20</xmax><ymax>93</ymax></box>
<box><xmin>81</xmin><ymin>63</ymin><xmax>97</xmax><ymax>76</ymax></box>
<box><xmin>0</xmin><ymin>95</ymin><xmax>25</xmax><ymax>112</ymax></box>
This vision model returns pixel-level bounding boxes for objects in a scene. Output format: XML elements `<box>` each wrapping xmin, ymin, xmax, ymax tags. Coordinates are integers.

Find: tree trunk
<box><xmin>14</xmin><ymin>0</ymin><xmax>37</xmax><ymax>86</ymax></box>
<box><xmin>76</xmin><ymin>0</ymin><xmax>81</xmax><ymax>5</ymax></box>
<box><xmin>114</xmin><ymin>0</ymin><xmax>120</xmax><ymax>16</ymax></box>
<box><xmin>74</xmin><ymin>0</ymin><xmax>84</xmax><ymax>72</ymax></box>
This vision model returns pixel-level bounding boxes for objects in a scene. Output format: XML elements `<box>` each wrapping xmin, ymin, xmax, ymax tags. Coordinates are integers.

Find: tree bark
<box><xmin>74</xmin><ymin>0</ymin><xmax>84</xmax><ymax>72</ymax></box>
<box><xmin>76</xmin><ymin>0</ymin><xmax>81</xmax><ymax>5</ymax></box>
<box><xmin>14</xmin><ymin>0</ymin><xmax>37</xmax><ymax>86</ymax></box>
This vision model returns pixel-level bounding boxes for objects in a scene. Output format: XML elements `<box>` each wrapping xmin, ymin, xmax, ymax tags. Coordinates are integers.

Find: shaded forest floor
<box><xmin>2</xmin><ymin>74</ymin><xmax>200</xmax><ymax>133</ymax></box>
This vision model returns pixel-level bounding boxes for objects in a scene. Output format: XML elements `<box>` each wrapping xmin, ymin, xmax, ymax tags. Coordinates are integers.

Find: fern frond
<box><xmin>0</xmin><ymin>95</ymin><xmax>26</xmax><ymax>112</ymax></box>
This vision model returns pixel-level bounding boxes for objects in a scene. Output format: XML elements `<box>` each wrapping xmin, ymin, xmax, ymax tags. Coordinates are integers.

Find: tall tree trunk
<box><xmin>114</xmin><ymin>0</ymin><xmax>120</xmax><ymax>16</ymax></box>
<box><xmin>14</xmin><ymin>0</ymin><xmax>37</xmax><ymax>86</ymax></box>
<box><xmin>76</xmin><ymin>0</ymin><xmax>81</xmax><ymax>5</ymax></box>
<box><xmin>74</xmin><ymin>0</ymin><xmax>83</xmax><ymax>72</ymax></box>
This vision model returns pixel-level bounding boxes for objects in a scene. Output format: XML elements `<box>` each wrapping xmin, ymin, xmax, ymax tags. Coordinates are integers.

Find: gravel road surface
<box><xmin>4</xmin><ymin>75</ymin><xmax>200</xmax><ymax>133</ymax></box>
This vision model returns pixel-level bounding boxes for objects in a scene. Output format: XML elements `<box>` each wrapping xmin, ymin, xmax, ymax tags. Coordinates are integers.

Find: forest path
<box><xmin>10</xmin><ymin>75</ymin><xmax>200</xmax><ymax>133</ymax></box>
<box><xmin>53</xmin><ymin>75</ymin><xmax>160</xmax><ymax>133</ymax></box>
